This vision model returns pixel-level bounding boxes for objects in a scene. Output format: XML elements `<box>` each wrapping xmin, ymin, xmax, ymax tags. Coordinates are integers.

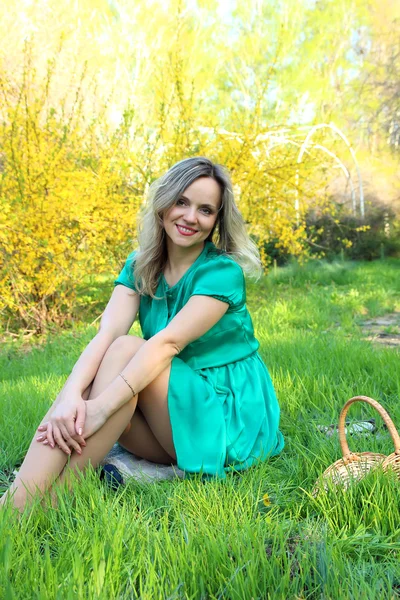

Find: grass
<box><xmin>1</xmin><ymin>257</ymin><xmax>399</xmax><ymax>599</ymax></box>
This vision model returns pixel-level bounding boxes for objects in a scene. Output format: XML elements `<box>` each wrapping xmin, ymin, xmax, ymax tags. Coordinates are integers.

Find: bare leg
<box><xmin>0</xmin><ymin>338</ymin><xmax>143</xmax><ymax>512</ymax></box>
<box><xmin>57</xmin><ymin>337</ymin><xmax>176</xmax><ymax>488</ymax></box>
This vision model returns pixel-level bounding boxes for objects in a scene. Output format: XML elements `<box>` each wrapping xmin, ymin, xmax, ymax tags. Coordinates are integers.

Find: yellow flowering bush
<box><xmin>0</xmin><ymin>63</ymin><xmax>142</xmax><ymax>332</ymax></box>
<box><xmin>0</xmin><ymin>47</ymin><xmax>326</xmax><ymax>333</ymax></box>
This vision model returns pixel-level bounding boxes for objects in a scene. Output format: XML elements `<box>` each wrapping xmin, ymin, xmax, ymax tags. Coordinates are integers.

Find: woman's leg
<box><xmin>56</xmin><ymin>337</ymin><xmax>176</xmax><ymax>489</ymax></box>
<box><xmin>0</xmin><ymin>335</ymin><xmax>174</xmax><ymax>512</ymax></box>
<box><xmin>118</xmin><ymin>406</ymin><xmax>177</xmax><ymax>465</ymax></box>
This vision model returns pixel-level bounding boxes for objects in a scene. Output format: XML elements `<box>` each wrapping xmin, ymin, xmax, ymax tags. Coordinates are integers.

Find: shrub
<box><xmin>0</xmin><ymin>58</ymin><xmax>140</xmax><ymax>333</ymax></box>
<box><xmin>305</xmin><ymin>202</ymin><xmax>400</xmax><ymax>261</ymax></box>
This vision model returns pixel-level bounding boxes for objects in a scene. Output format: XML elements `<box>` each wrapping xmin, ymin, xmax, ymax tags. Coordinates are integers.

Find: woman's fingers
<box><xmin>37</xmin><ymin>423</ymin><xmax>48</xmax><ymax>431</ymax></box>
<box><xmin>75</xmin><ymin>403</ymin><xmax>86</xmax><ymax>437</ymax></box>
<box><xmin>52</xmin><ymin>425</ymin><xmax>71</xmax><ymax>455</ymax></box>
<box><xmin>46</xmin><ymin>422</ymin><xmax>55</xmax><ymax>448</ymax></box>
<box><xmin>36</xmin><ymin>421</ymin><xmax>87</xmax><ymax>454</ymax></box>
<box><xmin>64</xmin><ymin>421</ymin><xmax>86</xmax><ymax>448</ymax></box>
<box><xmin>59</xmin><ymin>424</ymin><xmax>82</xmax><ymax>455</ymax></box>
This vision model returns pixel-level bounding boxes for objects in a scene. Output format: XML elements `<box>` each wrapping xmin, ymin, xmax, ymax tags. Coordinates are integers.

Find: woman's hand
<box><xmin>37</xmin><ymin>398</ymin><xmax>108</xmax><ymax>455</ymax></box>
<box><xmin>36</xmin><ymin>396</ymin><xmax>88</xmax><ymax>456</ymax></box>
<box><xmin>81</xmin><ymin>399</ymin><xmax>108</xmax><ymax>439</ymax></box>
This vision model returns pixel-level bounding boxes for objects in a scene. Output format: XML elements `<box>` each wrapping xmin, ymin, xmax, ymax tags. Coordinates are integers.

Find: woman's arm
<box><xmin>63</xmin><ymin>285</ymin><xmax>140</xmax><ymax>397</ymax></box>
<box><xmin>37</xmin><ymin>285</ymin><xmax>140</xmax><ymax>451</ymax></box>
<box><xmin>96</xmin><ymin>294</ymin><xmax>229</xmax><ymax>419</ymax></box>
<box><xmin>94</xmin><ymin>334</ymin><xmax>180</xmax><ymax>419</ymax></box>
<box><xmin>41</xmin><ymin>293</ymin><xmax>228</xmax><ymax>447</ymax></box>
<box><xmin>62</xmin><ymin>331</ymin><xmax>116</xmax><ymax>395</ymax></box>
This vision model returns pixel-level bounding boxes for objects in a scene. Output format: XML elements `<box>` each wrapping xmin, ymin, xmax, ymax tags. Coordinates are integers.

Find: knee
<box><xmin>106</xmin><ymin>335</ymin><xmax>145</xmax><ymax>361</ymax></box>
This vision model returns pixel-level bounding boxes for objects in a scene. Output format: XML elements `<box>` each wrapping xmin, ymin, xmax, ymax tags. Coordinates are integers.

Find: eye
<box><xmin>176</xmin><ymin>198</ymin><xmax>213</xmax><ymax>215</ymax></box>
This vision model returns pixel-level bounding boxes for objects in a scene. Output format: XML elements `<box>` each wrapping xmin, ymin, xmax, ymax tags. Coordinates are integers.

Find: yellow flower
<box><xmin>262</xmin><ymin>493</ymin><xmax>271</xmax><ymax>507</ymax></box>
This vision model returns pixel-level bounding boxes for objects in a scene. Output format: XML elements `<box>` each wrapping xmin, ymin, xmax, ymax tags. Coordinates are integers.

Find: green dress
<box><xmin>114</xmin><ymin>240</ymin><xmax>284</xmax><ymax>480</ymax></box>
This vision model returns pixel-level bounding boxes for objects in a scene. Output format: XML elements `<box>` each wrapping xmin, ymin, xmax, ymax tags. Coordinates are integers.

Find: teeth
<box><xmin>177</xmin><ymin>225</ymin><xmax>195</xmax><ymax>233</ymax></box>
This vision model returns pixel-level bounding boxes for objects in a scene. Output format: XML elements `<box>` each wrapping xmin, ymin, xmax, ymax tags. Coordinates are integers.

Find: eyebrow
<box><xmin>179</xmin><ymin>195</ymin><xmax>217</xmax><ymax>210</ymax></box>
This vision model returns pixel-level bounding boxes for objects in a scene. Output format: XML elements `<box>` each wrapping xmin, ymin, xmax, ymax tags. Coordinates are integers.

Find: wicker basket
<box><xmin>313</xmin><ymin>395</ymin><xmax>400</xmax><ymax>497</ymax></box>
<box><xmin>382</xmin><ymin>445</ymin><xmax>400</xmax><ymax>476</ymax></box>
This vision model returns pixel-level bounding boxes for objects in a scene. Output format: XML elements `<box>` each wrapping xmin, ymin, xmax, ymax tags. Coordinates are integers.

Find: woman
<box><xmin>1</xmin><ymin>156</ymin><xmax>284</xmax><ymax>512</ymax></box>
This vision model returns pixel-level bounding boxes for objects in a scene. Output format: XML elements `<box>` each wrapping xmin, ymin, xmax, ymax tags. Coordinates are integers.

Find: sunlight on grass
<box><xmin>0</xmin><ymin>259</ymin><xmax>399</xmax><ymax>598</ymax></box>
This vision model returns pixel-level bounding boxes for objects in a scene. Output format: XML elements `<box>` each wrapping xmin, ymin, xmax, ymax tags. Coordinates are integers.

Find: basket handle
<box><xmin>339</xmin><ymin>396</ymin><xmax>400</xmax><ymax>463</ymax></box>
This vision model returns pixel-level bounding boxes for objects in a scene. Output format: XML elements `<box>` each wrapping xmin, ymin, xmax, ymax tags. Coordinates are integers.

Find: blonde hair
<box><xmin>133</xmin><ymin>156</ymin><xmax>262</xmax><ymax>298</ymax></box>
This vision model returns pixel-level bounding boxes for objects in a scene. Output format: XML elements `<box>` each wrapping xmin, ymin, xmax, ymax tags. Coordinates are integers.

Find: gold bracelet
<box><xmin>119</xmin><ymin>373</ymin><xmax>136</xmax><ymax>396</ymax></box>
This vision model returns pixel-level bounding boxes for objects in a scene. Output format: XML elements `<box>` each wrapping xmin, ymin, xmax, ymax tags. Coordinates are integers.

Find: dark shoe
<box><xmin>99</xmin><ymin>464</ymin><xmax>124</xmax><ymax>490</ymax></box>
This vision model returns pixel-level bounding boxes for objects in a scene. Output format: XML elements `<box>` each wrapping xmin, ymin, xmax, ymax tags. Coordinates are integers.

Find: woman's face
<box><xmin>163</xmin><ymin>177</ymin><xmax>222</xmax><ymax>249</ymax></box>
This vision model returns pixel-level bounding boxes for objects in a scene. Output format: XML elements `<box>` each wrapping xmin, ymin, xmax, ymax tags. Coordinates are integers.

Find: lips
<box><xmin>176</xmin><ymin>224</ymin><xmax>198</xmax><ymax>235</ymax></box>
<box><xmin>176</xmin><ymin>224</ymin><xmax>197</xmax><ymax>232</ymax></box>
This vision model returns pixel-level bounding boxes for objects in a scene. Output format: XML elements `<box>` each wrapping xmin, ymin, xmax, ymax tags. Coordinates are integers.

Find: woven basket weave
<box><xmin>313</xmin><ymin>395</ymin><xmax>400</xmax><ymax>496</ymax></box>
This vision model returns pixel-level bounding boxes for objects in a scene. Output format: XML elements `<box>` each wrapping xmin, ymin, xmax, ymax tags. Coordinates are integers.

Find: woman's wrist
<box><xmin>96</xmin><ymin>376</ymin><xmax>134</xmax><ymax>420</ymax></box>
<box><xmin>63</xmin><ymin>379</ymin><xmax>84</xmax><ymax>397</ymax></box>
<box><xmin>86</xmin><ymin>396</ymin><xmax>109</xmax><ymax>421</ymax></box>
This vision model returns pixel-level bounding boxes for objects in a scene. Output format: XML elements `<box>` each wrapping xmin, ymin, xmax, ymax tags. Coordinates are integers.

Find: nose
<box><xmin>183</xmin><ymin>205</ymin><xmax>198</xmax><ymax>224</ymax></box>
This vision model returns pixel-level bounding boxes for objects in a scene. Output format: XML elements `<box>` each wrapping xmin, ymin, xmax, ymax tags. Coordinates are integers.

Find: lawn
<box><xmin>1</xmin><ymin>258</ymin><xmax>399</xmax><ymax>599</ymax></box>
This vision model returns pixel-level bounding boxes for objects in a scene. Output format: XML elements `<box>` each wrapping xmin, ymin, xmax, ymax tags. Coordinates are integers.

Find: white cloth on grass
<box><xmin>101</xmin><ymin>443</ymin><xmax>185</xmax><ymax>483</ymax></box>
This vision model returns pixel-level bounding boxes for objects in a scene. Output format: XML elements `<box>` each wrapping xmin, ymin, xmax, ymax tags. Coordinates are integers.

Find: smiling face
<box><xmin>162</xmin><ymin>177</ymin><xmax>222</xmax><ymax>250</ymax></box>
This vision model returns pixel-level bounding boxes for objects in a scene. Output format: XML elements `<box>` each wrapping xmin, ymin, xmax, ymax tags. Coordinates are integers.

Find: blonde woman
<box><xmin>1</xmin><ymin>156</ymin><xmax>284</xmax><ymax>512</ymax></box>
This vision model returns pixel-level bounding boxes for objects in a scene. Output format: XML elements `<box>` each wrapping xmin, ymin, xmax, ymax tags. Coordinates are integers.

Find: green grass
<box><xmin>1</xmin><ymin>258</ymin><xmax>400</xmax><ymax>599</ymax></box>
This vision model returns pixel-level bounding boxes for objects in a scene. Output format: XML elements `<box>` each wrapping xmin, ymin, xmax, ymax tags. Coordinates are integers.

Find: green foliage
<box><xmin>306</xmin><ymin>203</ymin><xmax>400</xmax><ymax>261</ymax></box>
<box><xmin>263</xmin><ymin>202</ymin><xmax>400</xmax><ymax>264</ymax></box>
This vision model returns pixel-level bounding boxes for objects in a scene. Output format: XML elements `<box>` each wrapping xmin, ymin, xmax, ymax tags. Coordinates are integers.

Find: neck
<box><xmin>165</xmin><ymin>239</ymin><xmax>207</xmax><ymax>274</ymax></box>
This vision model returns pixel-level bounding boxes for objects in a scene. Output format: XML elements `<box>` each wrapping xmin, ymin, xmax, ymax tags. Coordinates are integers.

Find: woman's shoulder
<box><xmin>190</xmin><ymin>243</ymin><xmax>244</xmax><ymax>288</ymax></box>
<box><xmin>187</xmin><ymin>243</ymin><xmax>245</xmax><ymax>308</ymax></box>
<box><xmin>125</xmin><ymin>249</ymin><xmax>138</xmax><ymax>263</ymax></box>
<box><xmin>114</xmin><ymin>249</ymin><xmax>139</xmax><ymax>290</ymax></box>
<box><xmin>202</xmin><ymin>243</ymin><xmax>244</xmax><ymax>273</ymax></box>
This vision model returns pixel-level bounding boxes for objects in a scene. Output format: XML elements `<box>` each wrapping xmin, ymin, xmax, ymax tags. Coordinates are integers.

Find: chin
<box><xmin>175</xmin><ymin>237</ymin><xmax>203</xmax><ymax>247</ymax></box>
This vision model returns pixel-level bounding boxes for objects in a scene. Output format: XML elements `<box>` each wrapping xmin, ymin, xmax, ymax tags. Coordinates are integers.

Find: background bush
<box><xmin>0</xmin><ymin>59</ymin><xmax>141</xmax><ymax>333</ymax></box>
<box><xmin>306</xmin><ymin>202</ymin><xmax>400</xmax><ymax>261</ymax></box>
<box><xmin>1</xmin><ymin>0</ymin><xmax>399</xmax><ymax>334</ymax></box>
<box><xmin>0</xmin><ymin>46</ymin><xmax>326</xmax><ymax>334</ymax></box>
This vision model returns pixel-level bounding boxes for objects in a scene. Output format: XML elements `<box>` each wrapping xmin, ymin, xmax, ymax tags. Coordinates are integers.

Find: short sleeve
<box><xmin>189</xmin><ymin>257</ymin><xmax>245</xmax><ymax>310</ymax></box>
<box><xmin>114</xmin><ymin>251</ymin><xmax>137</xmax><ymax>290</ymax></box>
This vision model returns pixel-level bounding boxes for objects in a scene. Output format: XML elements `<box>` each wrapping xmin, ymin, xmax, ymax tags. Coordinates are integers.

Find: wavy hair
<box><xmin>132</xmin><ymin>156</ymin><xmax>262</xmax><ymax>298</ymax></box>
